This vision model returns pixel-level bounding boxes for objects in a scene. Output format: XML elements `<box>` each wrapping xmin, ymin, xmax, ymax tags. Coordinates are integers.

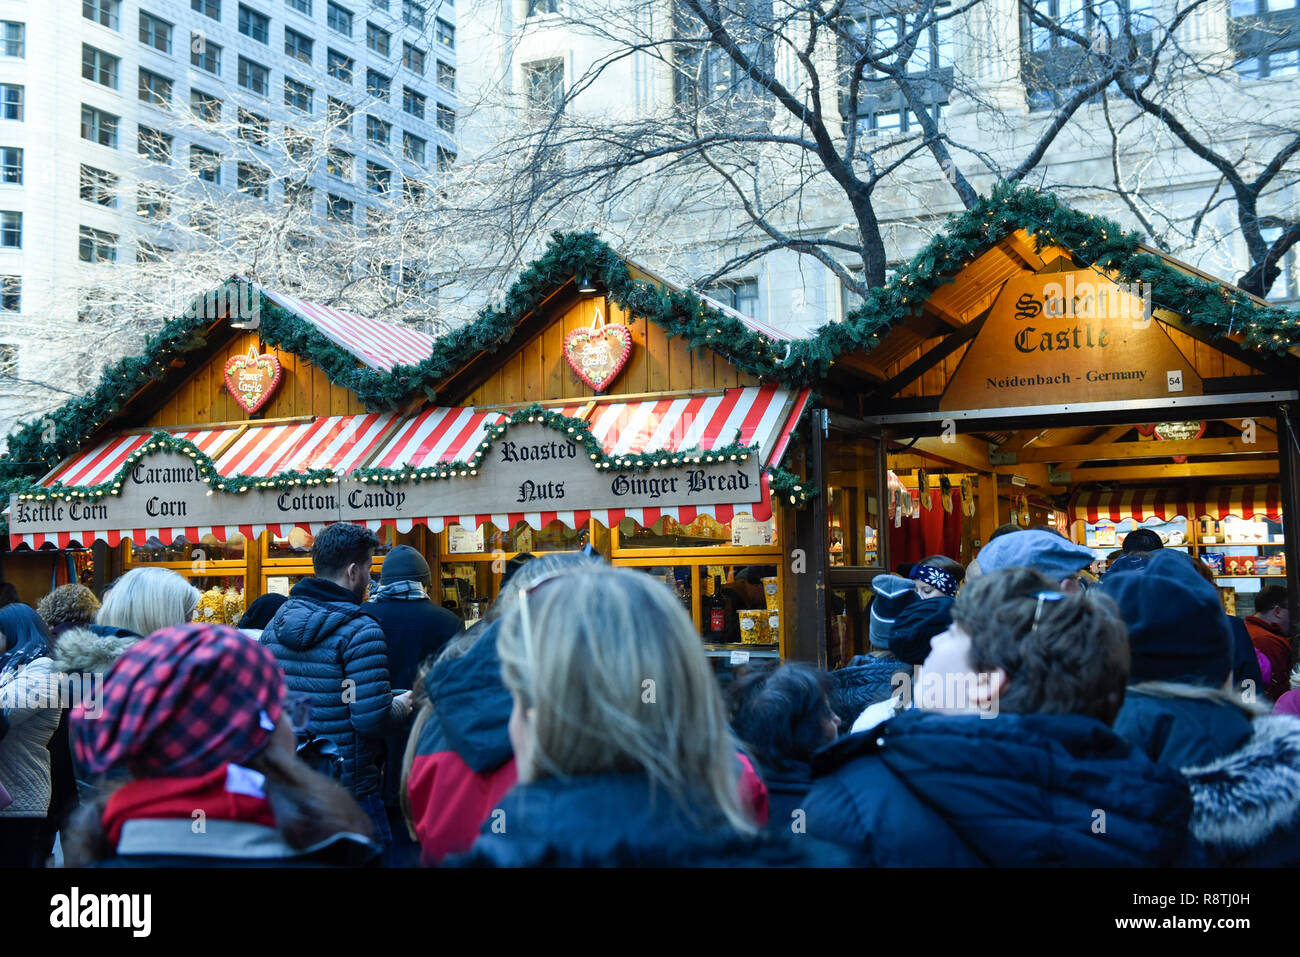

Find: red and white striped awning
<box><xmin>1071</xmin><ymin>485</ymin><xmax>1283</xmax><ymax>524</ymax></box>
<box><xmin>44</xmin><ymin>427</ymin><xmax>239</xmax><ymax>489</ymax></box>
<box><xmin>215</xmin><ymin>413</ymin><xmax>398</xmax><ymax>476</ymax></box>
<box><xmin>259</xmin><ymin>286</ymin><xmax>435</xmax><ymax>372</ymax></box>
<box><xmin>361</xmin><ymin>385</ymin><xmax>810</xmax><ymax>533</ymax></box>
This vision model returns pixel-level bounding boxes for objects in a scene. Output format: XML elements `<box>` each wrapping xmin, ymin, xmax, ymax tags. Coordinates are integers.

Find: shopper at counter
<box><xmin>802</xmin><ymin>567</ymin><xmax>1197</xmax><ymax>866</ymax></box>
<box><xmin>1245</xmin><ymin>585</ymin><xmax>1292</xmax><ymax>702</ymax></box>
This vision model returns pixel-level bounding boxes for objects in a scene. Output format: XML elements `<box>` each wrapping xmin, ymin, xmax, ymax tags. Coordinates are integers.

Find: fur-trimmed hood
<box><xmin>1183</xmin><ymin>714</ymin><xmax>1300</xmax><ymax>865</ymax></box>
<box><xmin>51</xmin><ymin>626</ymin><xmax>136</xmax><ymax>677</ymax></box>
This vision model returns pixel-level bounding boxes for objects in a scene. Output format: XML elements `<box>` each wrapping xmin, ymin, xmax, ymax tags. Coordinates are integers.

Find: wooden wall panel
<box><xmin>148</xmin><ymin>332</ymin><xmax>365</xmax><ymax>427</ymax></box>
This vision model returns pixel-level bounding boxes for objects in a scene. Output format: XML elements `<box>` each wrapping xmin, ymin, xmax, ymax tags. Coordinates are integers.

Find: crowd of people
<box><xmin>1</xmin><ymin>520</ymin><xmax>1299</xmax><ymax>867</ymax></box>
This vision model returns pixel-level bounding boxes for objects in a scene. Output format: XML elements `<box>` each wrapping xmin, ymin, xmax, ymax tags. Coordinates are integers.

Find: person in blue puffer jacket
<box><xmin>261</xmin><ymin>523</ymin><xmax>412</xmax><ymax>847</ymax></box>
<box><xmin>803</xmin><ymin>566</ymin><xmax>1199</xmax><ymax>867</ymax></box>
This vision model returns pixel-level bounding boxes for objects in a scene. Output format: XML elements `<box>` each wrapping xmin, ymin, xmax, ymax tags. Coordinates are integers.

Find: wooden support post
<box><xmin>787</xmin><ymin>411</ymin><xmax>829</xmax><ymax>667</ymax></box>
<box><xmin>976</xmin><ymin>473</ymin><xmax>999</xmax><ymax>549</ymax></box>
<box><xmin>1278</xmin><ymin>404</ymin><xmax>1300</xmax><ymax>673</ymax></box>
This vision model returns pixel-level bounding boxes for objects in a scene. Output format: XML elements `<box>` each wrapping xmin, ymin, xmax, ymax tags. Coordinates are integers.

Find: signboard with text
<box><xmin>940</xmin><ymin>270</ymin><xmax>1203</xmax><ymax>411</ymax></box>
<box><xmin>10</xmin><ymin>425</ymin><xmax>766</xmax><ymax>540</ymax></box>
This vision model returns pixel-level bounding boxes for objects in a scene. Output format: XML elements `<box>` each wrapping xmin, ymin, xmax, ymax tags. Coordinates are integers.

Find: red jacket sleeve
<box><xmin>407</xmin><ymin>751</ymin><xmax>518</xmax><ymax>866</ymax></box>
<box><xmin>736</xmin><ymin>751</ymin><xmax>770</xmax><ymax>827</ymax></box>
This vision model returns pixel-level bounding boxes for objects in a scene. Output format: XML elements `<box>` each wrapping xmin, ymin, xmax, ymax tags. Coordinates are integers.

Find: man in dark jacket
<box><xmin>261</xmin><ymin>523</ymin><xmax>411</xmax><ymax>846</ymax></box>
<box><xmin>804</xmin><ymin>566</ymin><xmax>1197</xmax><ymax>866</ymax></box>
<box><xmin>365</xmin><ymin>544</ymin><xmax>463</xmax><ymax>864</ymax></box>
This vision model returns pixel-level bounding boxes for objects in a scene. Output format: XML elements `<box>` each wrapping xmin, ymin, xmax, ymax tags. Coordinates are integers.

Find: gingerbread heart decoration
<box><xmin>224</xmin><ymin>344</ymin><xmax>283</xmax><ymax>414</ymax></box>
<box><xmin>563</xmin><ymin>310</ymin><xmax>632</xmax><ymax>393</ymax></box>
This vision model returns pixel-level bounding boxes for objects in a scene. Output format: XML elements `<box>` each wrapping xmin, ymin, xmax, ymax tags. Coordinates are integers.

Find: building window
<box><xmin>528</xmin><ymin>0</ymin><xmax>560</xmax><ymax>15</ymax></box>
<box><xmin>0</xmin><ymin>147</ymin><xmax>19</xmax><ymax>184</ymax></box>
<box><xmin>284</xmin><ymin>128</ymin><xmax>312</xmax><ymax>163</ymax></box>
<box><xmin>237</xmin><ymin>161</ymin><xmax>269</xmax><ymax>197</ymax></box>
<box><xmin>79</xmin><ymin>164</ymin><xmax>117</xmax><ymax>205</ymax></box>
<box><xmin>403</xmin><ymin>131</ymin><xmax>426</xmax><ymax>162</ymax></box>
<box><xmin>437</xmin><ymin>103</ymin><xmax>454</xmax><ymax>133</ymax></box>
<box><xmin>238</xmin><ymin>108</ymin><xmax>270</xmax><ymax>146</ymax></box>
<box><xmin>286</xmin><ymin>0</ymin><xmax>312</xmax><ymax>13</ymax></box>
<box><xmin>238</xmin><ymin>4</ymin><xmax>269</xmax><ymax>43</ymax></box>
<box><xmin>328</xmin><ymin>48</ymin><xmax>355</xmax><ymax>82</ymax></box>
<box><xmin>436</xmin><ymin>146</ymin><xmax>455</xmax><ymax>171</ymax></box>
<box><xmin>328</xmin><ymin>2</ymin><xmax>354</xmax><ymax>35</ymax></box>
<box><xmin>0</xmin><ymin>277</ymin><xmax>19</xmax><ymax>311</ymax></box>
<box><xmin>192</xmin><ymin>0</ymin><xmax>221</xmax><ymax>19</ymax></box>
<box><xmin>82</xmin><ymin>44</ymin><xmax>120</xmax><ymax>88</ymax></box>
<box><xmin>366</xmin><ymin>69</ymin><xmax>391</xmax><ymax>100</ymax></box>
<box><xmin>1233</xmin><ymin>0</ymin><xmax>1300</xmax><ymax>77</ymax></box>
<box><xmin>191</xmin><ymin>89</ymin><xmax>223</xmax><ymax>122</ymax></box>
<box><xmin>138</xmin><ymin>68</ymin><xmax>173</xmax><ymax>106</ymax></box>
<box><xmin>403</xmin><ymin>87</ymin><xmax>425</xmax><ymax>118</ymax></box>
<box><xmin>326</xmin><ymin>193</ymin><xmax>353</xmax><ymax>222</ymax></box>
<box><xmin>284</xmin><ymin>179</ymin><xmax>313</xmax><ymax>209</ymax></box>
<box><xmin>138</xmin><ymin>126</ymin><xmax>172</xmax><ymax>160</ymax></box>
<box><xmin>190</xmin><ymin>207</ymin><xmax>219</xmax><ymax>237</ymax></box>
<box><xmin>0</xmin><ymin>345</ymin><xmax>16</xmax><ymax>376</ymax></box>
<box><xmin>523</xmin><ymin>58</ymin><xmax>563</xmax><ymax>111</ymax></box>
<box><xmin>285</xmin><ymin>77</ymin><xmax>314</xmax><ymax>112</ymax></box>
<box><xmin>81</xmin><ymin>105</ymin><xmax>118</xmax><ymax>148</ymax></box>
<box><xmin>191</xmin><ymin>34</ymin><xmax>222</xmax><ymax>74</ymax></box>
<box><xmin>366</xmin><ymin>160</ymin><xmax>391</xmax><ymax>193</ymax></box>
<box><xmin>136</xmin><ymin>242</ymin><xmax>171</xmax><ymax>263</ymax></box>
<box><xmin>366</xmin><ymin>113</ymin><xmax>390</xmax><ymax>145</ymax></box>
<box><xmin>327</xmin><ymin>146</ymin><xmax>353</xmax><ymax>178</ymax></box>
<box><xmin>403</xmin><ymin>175</ymin><xmax>425</xmax><ymax>202</ymax></box>
<box><xmin>285</xmin><ymin>27</ymin><xmax>313</xmax><ymax>63</ymax></box>
<box><xmin>705</xmin><ymin>278</ymin><xmax>760</xmax><ymax>319</ymax></box>
<box><xmin>1021</xmin><ymin>0</ymin><xmax>1152</xmax><ymax>109</ymax></box>
<box><xmin>190</xmin><ymin>145</ymin><xmax>222</xmax><ymax>183</ymax></box>
<box><xmin>0</xmin><ymin>86</ymin><xmax>21</xmax><ymax>121</ymax></box>
<box><xmin>0</xmin><ymin>22</ymin><xmax>24</xmax><ymax>58</ymax></box>
<box><xmin>402</xmin><ymin>0</ymin><xmax>425</xmax><ymax>28</ymax></box>
<box><xmin>139</xmin><ymin>13</ymin><xmax>172</xmax><ymax>53</ymax></box>
<box><xmin>83</xmin><ymin>0</ymin><xmax>121</xmax><ymax>30</ymax></box>
<box><xmin>403</xmin><ymin>43</ymin><xmax>426</xmax><ymax>75</ymax></box>
<box><xmin>438</xmin><ymin>61</ymin><xmax>456</xmax><ymax>92</ymax></box>
<box><xmin>137</xmin><ymin>184</ymin><xmax>171</xmax><ymax>219</ymax></box>
<box><xmin>239</xmin><ymin>57</ymin><xmax>270</xmax><ymax>95</ymax></box>
<box><xmin>367</xmin><ymin>22</ymin><xmax>390</xmax><ymax>57</ymax></box>
<box><xmin>436</xmin><ymin>18</ymin><xmax>454</xmax><ymax>49</ymax></box>
<box><xmin>328</xmin><ymin>96</ymin><xmax>354</xmax><ymax>126</ymax></box>
<box><xmin>79</xmin><ymin>225</ymin><xmax>116</xmax><ymax>262</ymax></box>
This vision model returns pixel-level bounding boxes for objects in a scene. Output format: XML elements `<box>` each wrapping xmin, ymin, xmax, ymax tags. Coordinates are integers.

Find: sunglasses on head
<box><xmin>1031</xmin><ymin>590</ymin><xmax>1065</xmax><ymax>635</ymax></box>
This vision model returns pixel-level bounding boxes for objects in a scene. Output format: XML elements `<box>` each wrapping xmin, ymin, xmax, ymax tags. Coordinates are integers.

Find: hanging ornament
<box><xmin>960</xmin><ymin>476</ymin><xmax>975</xmax><ymax>517</ymax></box>
<box><xmin>224</xmin><ymin>344</ymin><xmax>283</xmax><ymax>414</ymax></box>
<box><xmin>917</xmin><ymin>469</ymin><xmax>932</xmax><ymax>510</ymax></box>
<box><xmin>939</xmin><ymin>475</ymin><xmax>953</xmax><ymax>514</ymax></box>
<box><xmin>563</xmin><ymin>307</ymin><xmax>632</xmax><ymax>393</ymax></box>
<box><xmin>1135</xmin><ymin>421</ymin><xmax>1206</xmax><ymax>464</ymax></box>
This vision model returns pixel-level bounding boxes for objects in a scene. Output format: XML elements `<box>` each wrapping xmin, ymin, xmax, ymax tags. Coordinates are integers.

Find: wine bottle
<box><xmin>708</xmin><ymin>575</ymin><xmax>726</xmax><ymax>641</ymax></box>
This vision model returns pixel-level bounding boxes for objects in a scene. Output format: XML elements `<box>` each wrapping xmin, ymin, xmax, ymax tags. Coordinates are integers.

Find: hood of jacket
<box><xmin>424</xmin><ymin>619</ymin><xmax>514</xmax><ymax>774</ymax></box>
<box><xmin>1113</xmin><ymin>684</ymin><xmax>1255</xmax><ymax>770</ymax></box>
<box><xmin>267</xmin><ymin>577</ymin><xmax>373</xmax><ymax>652</ymax></box>
<box><xmin>51</xmin><ymin>626</ymin><xmax>136</xmax><ymax>677</ymax></box>
<box><xmin>813</xmin><ymin>709</ymin><xmax>1194</xmax><ymax>866</ymax></box>
<box><xmin>1183</xmin><ymin>714</ymin><xmax>1300</xmax><ymax>854</ymax></box>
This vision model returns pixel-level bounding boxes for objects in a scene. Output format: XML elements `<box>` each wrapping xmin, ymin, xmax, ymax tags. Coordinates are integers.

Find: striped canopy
<box><xmin>1070</xmin><ymin>485</ymin><xmax>1283</xmax><ymax>524</ymax></box>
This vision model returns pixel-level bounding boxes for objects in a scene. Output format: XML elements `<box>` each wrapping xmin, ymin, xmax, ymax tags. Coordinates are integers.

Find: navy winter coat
<box><xmin>261</xmin><ymin>577</ymin><xmax>399</xmax><ymax>797</ymax></box>
<box><xmin>1113</xmin><ymin>688</ymin><xmax>1253</xmax><ymax>770</ymax></box>
<box><xmin>451</xmin><ymin>771</ymin><xmax>855</xmax><ymax>868</ymax></box>
<box><xmin>755</xmin><ymin>758</ymin><xmax>813</xmax><ymax>833</ymax></box>
<box><xmin>366</xmin><ymin>595</ymin><xmax>463</xmax><ymax>805</ymax></box>
<box><xmin>803</xmin><ymin>709</ymin><xmax>1196</xmax><ymax>866</ymax></box>
<box><xmin>830</xmin><ymin>656</ymin><xmax>908</xmax><ymax>729</ymax></box>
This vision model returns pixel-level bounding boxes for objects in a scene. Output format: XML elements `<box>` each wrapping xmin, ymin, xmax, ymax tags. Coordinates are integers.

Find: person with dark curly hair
<box><xmin>35</xmin><ymin>584</ymin><xmax>101</xmax><ymax>637</ymax></box>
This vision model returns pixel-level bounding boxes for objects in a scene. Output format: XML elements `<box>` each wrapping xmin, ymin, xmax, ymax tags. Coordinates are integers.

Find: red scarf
<box><xmin>103</xmin><ymin>763</ymin><xmax>277</xmax><ymax>846</ymax></box>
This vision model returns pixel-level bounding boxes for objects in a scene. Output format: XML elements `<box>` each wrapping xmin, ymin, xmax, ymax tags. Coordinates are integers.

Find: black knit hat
<box><xmin>1122</xmin><ymin>528</ymin><xmax>1164</xmax><ymax>553</ymax></box>
<box><xmin>1100</xmin><ymin>549</ymin><xmax>1233</xmax><ymax>686</ymax></box>
<box><xmin>380</xmin><ymin>545</ymin><xmax>431</xmax><ymax>585</ymax></box>
<box><xmin>888</xmin><ymin>596</ymin><xmax>955</xmax><ymax>664</ymax></box>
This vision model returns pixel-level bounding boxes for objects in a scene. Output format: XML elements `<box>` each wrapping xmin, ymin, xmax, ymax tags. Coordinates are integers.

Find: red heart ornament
<box><xmin>224</xmin><ymin>345</ymin><xmax>283</xmax><ymax>414</ymax></box>
<box><xmin>563</xmin><ymin>319</ymin><xmax>632</xmax><ymax>393</ymax></box>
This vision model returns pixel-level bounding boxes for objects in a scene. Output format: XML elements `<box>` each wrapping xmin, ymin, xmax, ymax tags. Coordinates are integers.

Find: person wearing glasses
<box><xmin>62</xmin><ymin>623</ymin><xmax>379</xmax><ymax>866</ymax></box>
<box><xmin>801</xmin><ymin>567</ymin><xmax>1199</xmax><ymax>866</ymax></box>
<box><xmin>451</xmin><ymin>565</ymin><xmax>851</xmax><ymax>867</ymax></box>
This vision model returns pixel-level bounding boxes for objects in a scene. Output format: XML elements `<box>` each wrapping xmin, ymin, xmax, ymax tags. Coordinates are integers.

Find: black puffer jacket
<box><xmin>260</xmin><ymin>577</ymin><xmax>398</xmax><ymax>796</ymax></box>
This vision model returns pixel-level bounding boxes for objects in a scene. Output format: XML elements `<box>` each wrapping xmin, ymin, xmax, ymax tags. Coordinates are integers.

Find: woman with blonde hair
<box><xmin>96</xmin><ymin>567</ymin><xmax>200</xmax><ymax>639</ymax></box>
<box><xmin>455</xmin><ymin>566</ymin><xmax>850</xmax><ymax>867</ymax></box>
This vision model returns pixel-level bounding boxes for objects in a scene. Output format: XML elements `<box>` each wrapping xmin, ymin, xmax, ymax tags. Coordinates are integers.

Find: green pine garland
<box><xmin>11</xmin><ymin>430</ymin><xmax>337</xmax><ymax>503</ymax></box>
<box><xmin>6</xmin><ymin>182</ymin><xmax>1299</xmax><ymax>510</ymax></box>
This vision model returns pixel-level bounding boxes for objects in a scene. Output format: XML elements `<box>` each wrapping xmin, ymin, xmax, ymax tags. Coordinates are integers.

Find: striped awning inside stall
<box><xmin>1070</xmin><ymin>485</ymin><xmax>1283</xmax><ymax>524</ymax></box>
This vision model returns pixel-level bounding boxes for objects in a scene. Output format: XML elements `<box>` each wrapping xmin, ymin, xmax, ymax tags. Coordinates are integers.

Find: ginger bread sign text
<box><xmin>940</xmin><ymin>271</ymin><xmax>1202</xmax><ymax>410</ymax></box>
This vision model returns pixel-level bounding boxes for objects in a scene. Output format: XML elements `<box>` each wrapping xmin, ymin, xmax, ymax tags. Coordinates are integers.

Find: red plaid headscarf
<box><xmin>73</xmin><ymin>623</ymin><xmax>286</xmax><ymax>779</ymax></box>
